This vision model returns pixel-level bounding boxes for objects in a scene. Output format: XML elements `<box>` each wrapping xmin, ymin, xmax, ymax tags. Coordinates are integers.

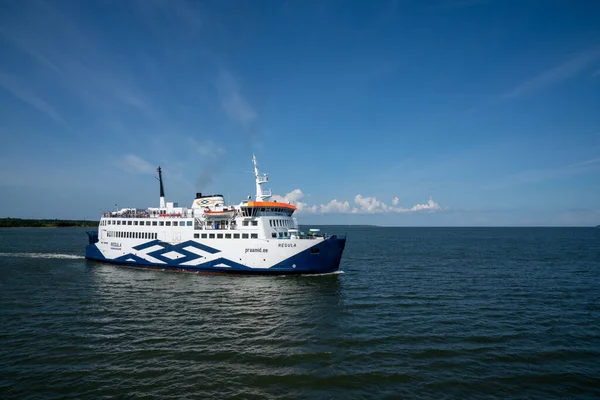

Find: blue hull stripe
<box><xmin>132</xmin><ymin>240</ymin><xmax>166</xmax><ymax>251</ymax></box>
<box><xmin>85</xmin><ymin>237</ymin><xmax>346</xmax><ymax>275</ymax></box>
<box><xmin>132</xmin><ymin>240</ymin><xmax>220</xmax><ymax>254</ymax></box>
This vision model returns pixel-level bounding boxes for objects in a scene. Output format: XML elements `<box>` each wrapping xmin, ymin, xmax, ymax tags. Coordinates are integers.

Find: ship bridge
<box><xmin>239</xmin><ymin>201</ymin><xmax>296</xmax><ymax>217</ymax></box>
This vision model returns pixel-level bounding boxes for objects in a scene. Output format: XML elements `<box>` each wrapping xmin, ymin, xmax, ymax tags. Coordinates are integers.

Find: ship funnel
<box><xmin>157</xmin><ymin>166</ymin><xmax>166</xmax><ymax>208</ymax></box>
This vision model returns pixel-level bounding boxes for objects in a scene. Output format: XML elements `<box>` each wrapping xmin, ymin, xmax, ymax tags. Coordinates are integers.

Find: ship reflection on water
<box><xmin>87</xmin><ymin>264</ymin><xmax>345</xmax><ymax>361</ymax></box>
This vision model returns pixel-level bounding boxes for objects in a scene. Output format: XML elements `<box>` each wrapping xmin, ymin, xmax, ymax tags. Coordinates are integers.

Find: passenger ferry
<box><xmin>85</xmin><ymin>156</ymin><xmax>346</xmax><ymax>274</ymax></box>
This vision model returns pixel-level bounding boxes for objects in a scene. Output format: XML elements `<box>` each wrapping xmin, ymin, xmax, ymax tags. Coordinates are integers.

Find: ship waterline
<box><xmin>85</xmin><ymin>156</ymin><xmax>346</xmax><ymax>274</ymax></box>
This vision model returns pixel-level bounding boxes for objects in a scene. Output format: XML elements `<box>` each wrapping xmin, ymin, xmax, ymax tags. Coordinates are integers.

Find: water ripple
<box><xmin>1</xmin><ymin>227</ymin><xmax>600</xmax><ymax>398</ymax></box>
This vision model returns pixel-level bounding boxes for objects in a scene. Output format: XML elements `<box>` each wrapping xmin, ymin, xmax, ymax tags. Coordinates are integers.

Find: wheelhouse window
<box><xmin>242</xmin><ymin>221</ymin><xmax>249</xmax><ymax>226</ymax></box>
<box><xmin>152</xmin><ymin>221</ymin><xmax>157</xmax><ymax>226</ymax></box>
<box><xmin>201</xmin><ymin>233</ymin><xmax>207</xmax><ymax>238</ymax></box>
<box><xmin>251</xmin><ymin>221</ymin><xmax>258</xmax><ymax>226</ymax></box>
<box><xmin>209</xmin><ymin>233</ymin><xmax>215</xmax><ymax>239</ymax></box>
<box><xmin>242</xmin><ymin>233</ymin><xmax>249</xmax><ymax>239</ymax></box>
<box><xmin>159</xmin><ymin>221</ymin><xmax>164</xmax><ymax>226</ymax></box>
<box><xmin>194</xmin><ymin>233</ymin><xmax>199</xmax><ymax>238</ymax></box>
<box><xmin>225</xmin><ymin>233</ymin><xmax>231</xmax><ymax>239</ymax></box>
<box><xmin>186</xmin><ymin>221</ymin><xmax>192</xmax><ymax>226</ymax></box>
<box><xmin>233</xmin><ymin>233</ymin><xmax>240</xmax><ymax>239</ymax></box>
<box><xmin>251</xmin><ymin>233</ymin><xmax>258</xmax><ymax>239</ymax></box>
<box><xmin>128</xmin><ymin>221</ymin><xmax>132</xmax><ymax>225</ymax></box>
<box><xmin>217</xmin><ymin>233</ymin><xmax>223</xmax><ymax>239</ymax></box>
<box><xmin>272</xmin><ymin>233</ymin><xmax>277</xmax><ymax>238</ymax></box>
<box><xmin>166</xmin><ymin>221</ymin><xmax>171</xmax><ymax>226</ymax></box>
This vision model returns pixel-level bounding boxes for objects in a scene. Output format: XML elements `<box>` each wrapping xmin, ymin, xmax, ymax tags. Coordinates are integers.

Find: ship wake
<box><xmin>300</xmin><ymin>270</ymin><xmax>345</xmax><ymax>277</ymax></box>
<box><xmin>0</xmin><ymin>252</ymin><xmax>85</xmax><ymax>260</ymax></box>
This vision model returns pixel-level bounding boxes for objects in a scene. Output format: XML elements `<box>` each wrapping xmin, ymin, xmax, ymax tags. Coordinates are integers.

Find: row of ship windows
<box><xmin>101</xmin><ymin>220</ymin><xmax>193</xmax><ymax>227</ymax></box>
<box><xmin>269</xmin><ymin>219</ymin><xmax>292</xmax><ymax>227</ymax></box>
<box><xmin>107</xmin><ymin>231</ymin><xmax>157</xmax><ymax>239</ymax></box>
<box><xmin>240</xmin><ymin>207</ymin><xmax>292</xmax><ymax>217</ymax></box>
<box><xmin>272</xmin><ymin>232</ymin><xmax>291</xmax><ymax>238</ymax></box>
<box><xmin>194</xmin><ymin>233</ymin><xmax>258</xmax><ymax>239</ymax></box>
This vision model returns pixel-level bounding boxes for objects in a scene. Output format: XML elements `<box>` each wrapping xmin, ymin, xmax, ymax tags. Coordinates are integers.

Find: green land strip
<box><xmin>0</xmin><ymin>218</ymin><xmax>99</xmax><ymax>228</ymax></box>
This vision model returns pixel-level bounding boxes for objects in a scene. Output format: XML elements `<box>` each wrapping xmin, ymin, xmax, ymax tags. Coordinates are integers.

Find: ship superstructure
<box><xmin>85</xmin><ymin>156</ymin><xmax>346</xmax><ymax>274</ymax></box>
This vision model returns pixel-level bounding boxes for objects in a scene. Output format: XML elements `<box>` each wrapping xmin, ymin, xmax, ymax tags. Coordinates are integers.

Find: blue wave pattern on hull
<box><xmin>85</xmin><ymin>237</ymin><xmax>346</xmax><ymax>274</ymax></box>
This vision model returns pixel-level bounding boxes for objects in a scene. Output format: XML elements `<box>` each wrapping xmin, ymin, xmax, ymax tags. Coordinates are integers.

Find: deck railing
<box><xmin>102</xmin><ymin>211</ymin><xmax>194</xmax><ymax>218</ymax></box>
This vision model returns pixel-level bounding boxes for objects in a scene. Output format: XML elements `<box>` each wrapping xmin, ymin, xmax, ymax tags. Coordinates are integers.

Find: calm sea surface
<box><xmin>1</xmin><ymin>227</ymin><xmax>599</xmax><ymax>399</ymax></box>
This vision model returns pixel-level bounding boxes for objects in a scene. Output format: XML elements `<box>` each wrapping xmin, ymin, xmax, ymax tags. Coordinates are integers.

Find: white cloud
<box><xmin>406</xmin><ymin>197</ymin><xmax>442</xmax><ymax>212</ymax></box>
<box><xmin>354</xmin><ymin>194</ymin><xmax>384</xmax><ymax>213</ymax></box>
<box><xmin>273</xmin><ymin>189</ymin><xmax>442</xmax><ymax>214</ymax></box>
<box><xmin>119</xmin><ymin>154</ymin><xmax>155</xmax><ymax>175</ymax></box>
<box><xmin>272</xmin><ymin>189</ymin><xmax>317</xmax><ymax>212</ymax></box>
<box><xmin>320</xmin><ymin>199</ymin><xmax>352</xmax><ymax>213</ymax></box>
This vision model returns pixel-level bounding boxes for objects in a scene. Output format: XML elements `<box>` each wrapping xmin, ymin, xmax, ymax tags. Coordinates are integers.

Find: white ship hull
<box><xmin>86</xmin><ymin>233</ymin><xmax>346</xmax><ymax>274</ymax></box>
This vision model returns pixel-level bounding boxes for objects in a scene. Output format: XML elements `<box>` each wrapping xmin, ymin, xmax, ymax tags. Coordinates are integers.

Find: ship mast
<box><xmin>252</xmin><ymin>155</ymin><xmax>271</xmax><ymax>201</ymax></box>
<box><xmin>157</xmin><ymin>166</ymin><xmax>166</xmax><ymax>208</ymax></box>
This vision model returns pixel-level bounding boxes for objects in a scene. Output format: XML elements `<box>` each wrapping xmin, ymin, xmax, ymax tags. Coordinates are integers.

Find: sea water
<box><xmin>1</xmin><ymin>227</ymin><xmax>599</xmax><ymax>399</ymax></box>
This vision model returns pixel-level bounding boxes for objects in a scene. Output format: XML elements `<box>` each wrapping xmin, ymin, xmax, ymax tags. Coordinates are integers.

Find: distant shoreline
<box><xmin>0</xmin><ymin>218</ymin><xmax>98</xmax><ymax>228</ymax></box>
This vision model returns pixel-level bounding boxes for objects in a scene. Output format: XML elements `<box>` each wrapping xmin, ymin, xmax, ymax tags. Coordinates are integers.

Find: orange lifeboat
<box><xmin>203</xmin><ymin>208</ymin><xmax>236</xmax><ymax>218</ymax></box>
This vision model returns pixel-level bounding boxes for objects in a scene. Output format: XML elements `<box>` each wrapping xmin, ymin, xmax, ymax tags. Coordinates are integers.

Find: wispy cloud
<box><xmin>502</xmin><ymin>47</ymin><xmax>600</xmax><ymax>99</ymax></box>
<box><xmin>484</xmin><ymin>157</ymin><xmax>600</xmax><ymax>190</ymax></box>
<box><xmin>273</xmin><ymin>189</ymin><xmax>442</xmax><ymax>214</ymax></box>
<box><xmin>428</xmin><ymin>0</ymin><xmax>491</xmax><ymax>11</ymax></box>
<box><xmin>217</xmin><ymin>69</ymin><xmax>257</xmax><ymax>127</ymax></box>
<box><xmin>134</xmin><ymin>0</ymin><xmax>203</xmax><ymax>32</ymax></box>
<box><xmin>189</xmin><ymin>138</ymin><xmax>226</xmax><ymax>158</ymax></box>
<box><xmin>0</xmin><ymin>1</ymin><xmax>158</xmax><ymax>126</ymax></box>
<box><xmin>118</xmin><ymin>154</ymin><xmax>156</xmax><ymax>175</ymax></box>
<box><xmin>0</xmin><ymin>72</ymin><xmax>67</xmax><ymax>125</ymax></box>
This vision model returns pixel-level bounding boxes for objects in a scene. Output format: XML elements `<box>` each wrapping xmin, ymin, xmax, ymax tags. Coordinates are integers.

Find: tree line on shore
<box><xmin>0</xmin><ymin>218</ymin><xmax>99</xmax><ymax>228</ymax></box>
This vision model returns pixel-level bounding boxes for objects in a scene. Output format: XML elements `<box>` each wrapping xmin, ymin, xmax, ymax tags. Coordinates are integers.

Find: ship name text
<box><xmin>278</xmin><ymin>243</ymin><xmax>297</xmax><ymax>248</ymax></box>
<box><xmin>246</xmin><ymin>247</ymin><xmax>268</xmax><ymax>253</ymax></box>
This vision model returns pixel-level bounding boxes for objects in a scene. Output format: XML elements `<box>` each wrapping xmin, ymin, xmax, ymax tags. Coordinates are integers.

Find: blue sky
<box><xmin>1</xmin><ymin>0</ymin><xmax>599</xmax><ymax>226</ymax></box>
